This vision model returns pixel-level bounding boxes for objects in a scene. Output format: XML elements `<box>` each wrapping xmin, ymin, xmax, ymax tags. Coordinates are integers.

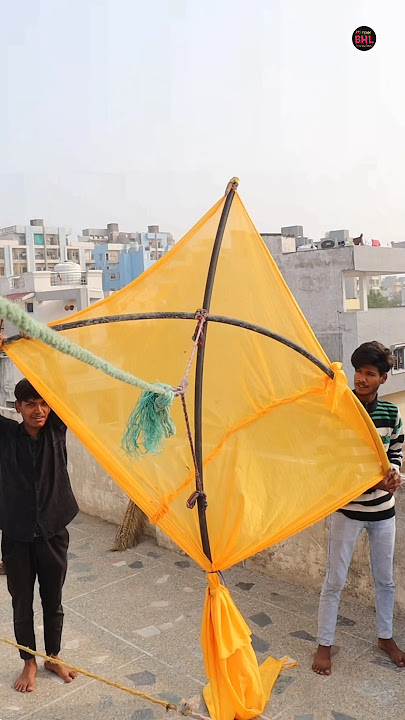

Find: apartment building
<box><xmin>0</xmin><ymin>219</ymin><xmax>94</xmax><ymax>276</ymax></box>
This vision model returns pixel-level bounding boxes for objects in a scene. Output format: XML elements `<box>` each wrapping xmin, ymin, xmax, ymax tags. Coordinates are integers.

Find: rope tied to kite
<box><xmin>0</xmin><ymin>296</ymin><xmax>209</xmax><ymax>466</ymax></box>
<box><xmin>0</xmin><ymin>637</ymin><xmax>214</xmax><ymax>720</ymax></box>
<box><xmin>173</xmin><ymin>310</ymin><xmax>209</xmax><ymax>510</ymax></box>
<box><xmin>0</xmin><ymin>295</ymin><xmax>175</xmax><ymax>456</ymax></box>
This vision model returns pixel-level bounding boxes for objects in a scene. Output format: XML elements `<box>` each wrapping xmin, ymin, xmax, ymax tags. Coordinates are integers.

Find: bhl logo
<box><xmin>352</xmin><ymin>26</ymin><xmax>376</xmax><ymax>51</ymax></box>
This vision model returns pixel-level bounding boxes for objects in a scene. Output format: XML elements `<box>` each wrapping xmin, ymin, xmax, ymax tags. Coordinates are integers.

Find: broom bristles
<box><xmin>111</xmin><ymin>500</ymin><xmax>148</xmax><ymax>551</ymax></box>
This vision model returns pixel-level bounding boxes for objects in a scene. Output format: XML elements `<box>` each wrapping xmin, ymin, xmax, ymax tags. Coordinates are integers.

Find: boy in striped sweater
<box><xmin>313</xmin><ymin>341</ymin><xmax>404</xmax><ymax>675</ymax></box>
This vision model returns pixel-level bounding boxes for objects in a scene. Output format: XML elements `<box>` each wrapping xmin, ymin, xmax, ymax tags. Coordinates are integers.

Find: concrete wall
<box><xmin>385</xmin><ymin>390</ymin><xmax>405</xmax><ymax>426</ymax></box>
<box><xmin>0</xmin><ymin>358</ymin><xmax>22</xmax><ymax>407</ymax></box>
<box><xmin>353</xmin><ymin>245</ymin><xmax>405</xmax><ymax>273</ymax></box>
<box><xmin>67</xmin><ymin>432</ymin><xmax>131</xmax><ymax>525</ymax></box>
<box><xmin>356</xmin><ymin>308</ymin><xmax>405</xmax><ymax>396</ymax></box>
<box><xmin>335</xmin><ymin>307</ymin><xmax>358</xmax><ymax>380</ymax></box>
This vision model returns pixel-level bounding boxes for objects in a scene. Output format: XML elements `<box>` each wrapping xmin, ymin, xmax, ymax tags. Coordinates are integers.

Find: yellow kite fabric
<box><xmin>4</xmin><ymin>189</ymin><xmax>388</xmax><ymax>720</ymax></box>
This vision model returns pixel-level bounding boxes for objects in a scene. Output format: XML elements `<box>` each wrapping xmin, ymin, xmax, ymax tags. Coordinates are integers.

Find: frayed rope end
<box><xmin>121</xmin><ymin>383</ymin><xmax>176</xmax><ymax>457</ymax></box>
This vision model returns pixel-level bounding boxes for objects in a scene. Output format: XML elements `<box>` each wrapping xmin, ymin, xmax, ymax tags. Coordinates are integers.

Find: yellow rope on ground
<box><xmin>0</xmin><ymin>637</ymin><xmax>213</xmax><ymax>720</ymax></box>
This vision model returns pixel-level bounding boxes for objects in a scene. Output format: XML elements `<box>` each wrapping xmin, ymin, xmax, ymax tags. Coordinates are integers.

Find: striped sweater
<box><xmin>340</xmin><ymin>395</ymin><xmax>404</xmax><ymax>521</ymax></box>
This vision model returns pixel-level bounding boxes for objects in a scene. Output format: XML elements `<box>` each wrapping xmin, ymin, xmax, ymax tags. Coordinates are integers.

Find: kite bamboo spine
<box><xmin>193</xmin><ymin>181</ymin><xmax>239</xmax><ymax>562</ymax></box>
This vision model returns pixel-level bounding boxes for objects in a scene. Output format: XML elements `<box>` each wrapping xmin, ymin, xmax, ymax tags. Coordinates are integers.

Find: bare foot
<box><xmin>378</xmin><ymin>638</ymin><xmax>405</xmax><ymax>667</ymax></box>
<box><xmin>312</xmin><ymin>644</ymin><xmax>332</xmax><ymax>675</ymax></box>
<box><xmin>14</xmin><ymin>659</ymin><xmax>37</xmax><ymax>692</ymax></box>
<box><xmin>44</xmin><ymin>656</ymin><xmax>78</xmax><ymax>683</ymax></box>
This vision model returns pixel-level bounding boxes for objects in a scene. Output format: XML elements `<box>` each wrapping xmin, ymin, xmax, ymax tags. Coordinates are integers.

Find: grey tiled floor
<box><xmin>0</xmin><ymin>512</ymin><xmax>404</xmax><ymax>720</ymax></box>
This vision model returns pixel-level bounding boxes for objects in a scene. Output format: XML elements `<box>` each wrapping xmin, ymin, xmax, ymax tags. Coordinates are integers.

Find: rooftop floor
<box><xmin>0</xmin><ymin>512</ymin><xmax>404</xmax><ymax>720</ymax></box>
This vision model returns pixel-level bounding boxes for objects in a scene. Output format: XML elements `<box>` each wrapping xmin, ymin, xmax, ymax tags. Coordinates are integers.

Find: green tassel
<box><xmin>122</xmin><ymin>383</ymin><xmax>176</xmax><ymax>456</ymax></box>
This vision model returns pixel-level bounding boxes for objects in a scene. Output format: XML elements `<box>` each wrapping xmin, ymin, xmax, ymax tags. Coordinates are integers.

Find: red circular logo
<box><xmin>352</xmin><ymin>26</ymin><xmax>376</xmax><ymax>51</ymax></box>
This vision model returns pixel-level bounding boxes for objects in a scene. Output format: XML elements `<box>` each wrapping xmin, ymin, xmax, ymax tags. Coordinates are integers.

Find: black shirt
<box><xmin>0</xmin><ymin>411</ymin><xmax>79</xmax><ymax>542</ymax></box>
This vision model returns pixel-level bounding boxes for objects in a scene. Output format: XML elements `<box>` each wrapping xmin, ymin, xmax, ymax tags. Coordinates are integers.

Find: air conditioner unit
<box><xmin>320</xmin><ymin>238</ymin><xmax>346</xmax><ymax>250</ymax></box>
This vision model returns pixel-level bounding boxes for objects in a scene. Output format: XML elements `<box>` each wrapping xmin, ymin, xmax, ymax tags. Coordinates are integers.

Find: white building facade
<box><xmin>0</xmin><ymin>219</ymin><xmax>94</xmax><ymax>277</ymax></box>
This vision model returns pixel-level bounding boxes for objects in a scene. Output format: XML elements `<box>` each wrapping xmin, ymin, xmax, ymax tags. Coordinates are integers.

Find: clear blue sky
<box><xmin>1</xmin><ymin>0</ymin><xmax>404</xmax><ymax>243</ymax></box>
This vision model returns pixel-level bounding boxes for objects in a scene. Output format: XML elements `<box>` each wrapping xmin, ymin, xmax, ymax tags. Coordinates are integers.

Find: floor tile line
<box><xmin>62</xmin><ymin>562</ymin><xmax>163</xmax><ymax>604</ymax></box>
<box><xmin>18</xmin><ymin>679</ymin><xmax>96</xmax><ymax>719</ymax></box>
<box><xmin>67</xmin><ymin>525</ymin><xmax>88</xmax><ymax>535</ymax></box>
<box><xmin>339</xmin><ymin>629</ymin><xmax>374</xmax><ymax>645</ymax></box>
<box><xmin>68</xmin><ymin>535</ymin><xmax>94</xmax><ymax>546</ymax></box>
<box><xmin>63</xmin><ymin>605</ymin><xmax>191</xmax><ymax>674</ymax></box>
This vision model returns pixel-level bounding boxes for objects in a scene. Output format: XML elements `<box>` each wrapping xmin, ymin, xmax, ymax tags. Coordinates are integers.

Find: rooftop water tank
<box><xmin>53</xmin><ymin>261</ymin><xmax>82</xmax><ymax>284</ymax></box>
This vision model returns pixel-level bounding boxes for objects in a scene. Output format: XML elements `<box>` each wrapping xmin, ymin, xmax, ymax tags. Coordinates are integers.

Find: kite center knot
<box><xmin>186</xmin><ymin>489</ymin><xmax>207</xmax><ymax>510</ymax></box>
<box><xmin>192</xmin><ymin>309</ymin><xmax>209</xmax><ymax>344</ymax></box>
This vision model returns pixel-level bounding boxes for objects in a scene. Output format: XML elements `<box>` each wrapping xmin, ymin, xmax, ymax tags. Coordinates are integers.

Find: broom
<box><xmin>110</xmin><ymin>500</ymin><xmax>148</xmax><ymax>551</ymax></box>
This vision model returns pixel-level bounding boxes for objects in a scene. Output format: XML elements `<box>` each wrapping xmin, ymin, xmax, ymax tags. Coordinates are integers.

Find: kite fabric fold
<box><xmin>3</xmin><ymin>186</ymin><xmax>389</xmax><ymax>720</ymax></box>
<box><xmin>201</xmin><ymin>572</ymin><xmax>296</xmax><ymax>720</ymax></box>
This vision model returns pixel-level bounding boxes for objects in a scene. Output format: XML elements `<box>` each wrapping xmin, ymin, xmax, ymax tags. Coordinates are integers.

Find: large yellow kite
<box><xmin>3</xmin><ymin>180</ymin><xmax>388</xmax><ymax>720</ymax></box>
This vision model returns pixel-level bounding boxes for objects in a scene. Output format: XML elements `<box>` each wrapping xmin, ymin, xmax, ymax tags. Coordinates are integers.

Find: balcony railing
<box><xmin>5</xmin><ymin>271</ymin><xmax>100</xmax><ymax>293</ymax></box>
<box><xmin>50</xmin><ymin>271</ymin><xmax>88</xmax><ymax>286</ymax></box>
<box><xmin>9</xmin><ymin>276</ymin><xmax>25</xmax><ymax>289</ymax></box>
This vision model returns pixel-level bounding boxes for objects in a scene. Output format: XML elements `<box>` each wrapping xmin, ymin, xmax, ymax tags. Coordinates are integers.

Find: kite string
<box><xmin>172</xmin><ymin>310</ymin><xmax>209</xmax><ymax>510</ymax></box>
<box><xmin>177</xmin><ymin>309</ymin><xmax>208</xmax><ymax>394</ymax></box>
<box><xmin>0</xmin><ymin>637</ymin><xmax>212</xmax><ymax>720</ymax></box>
<box><xmin>182</xmin><ymin>392</ymin><xmax>206</xmax><ymax>510</ymax></box>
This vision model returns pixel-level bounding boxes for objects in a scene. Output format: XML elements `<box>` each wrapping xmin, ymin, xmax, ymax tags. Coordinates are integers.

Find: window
<box><xmin>34</xmin><ymin>234</ymin><xmax>44</xmax><ymax>245</ymax></box>
<box><xmin>110</xmin><ymin>273</ymin><xmax>116</xmax><ymax>280</ymax></box>
<box><xmin>392</xmin><ymin>346</ymin><xmax>405</xmax><ymax>373</ymax></box>
<box><xmin>26</xmin><ymin>303</ymin><xmax>34</xmax><ymax>313</ymax></box>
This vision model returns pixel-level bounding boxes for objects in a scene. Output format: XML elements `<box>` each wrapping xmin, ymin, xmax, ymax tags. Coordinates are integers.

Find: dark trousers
<box><xmin>1</xmin><ymin>529</ymin><xmax>69</xmax><ymax>660</ymax></box>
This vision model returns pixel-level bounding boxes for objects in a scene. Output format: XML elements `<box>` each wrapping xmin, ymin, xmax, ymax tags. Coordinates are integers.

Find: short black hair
<box><xmin>351</xmin><ymin>341</ymin><xmax>394</xmax><ymax>375</ymax></box>
<box><xmin>14</xmin><ymin>379</ymin><xmax>42</xmax><ymax>403</ymax></box>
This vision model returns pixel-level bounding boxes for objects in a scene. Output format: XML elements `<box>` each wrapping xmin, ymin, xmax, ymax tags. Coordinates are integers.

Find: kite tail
<box><xmin>122</xmin><ymin>384</ymin><xmax>175</xmax><ymax>456</ymax></box>
<box><xmin>0</xmin><ymin>296</ymin><xmax>176</xmax><ymax>456</ymax></box>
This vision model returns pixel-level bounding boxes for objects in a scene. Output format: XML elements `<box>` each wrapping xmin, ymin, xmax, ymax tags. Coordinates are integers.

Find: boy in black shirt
<box><xmin>0</xmin><ymin>351</ymin><xmax>79</xmax><ymax>692</ymax></box>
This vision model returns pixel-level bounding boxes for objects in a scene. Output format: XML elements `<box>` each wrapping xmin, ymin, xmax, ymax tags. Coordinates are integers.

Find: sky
<box><xmin>1</xmin><ymin>0</ymin><xmax>405</xmax><ymax>244</ymax></box>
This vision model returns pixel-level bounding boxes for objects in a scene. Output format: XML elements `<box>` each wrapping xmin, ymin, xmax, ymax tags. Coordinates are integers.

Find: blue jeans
<box><xmin>317</xmin><ymin>512</ymin><xmax>396</xmax><ymax>646</ymax></box>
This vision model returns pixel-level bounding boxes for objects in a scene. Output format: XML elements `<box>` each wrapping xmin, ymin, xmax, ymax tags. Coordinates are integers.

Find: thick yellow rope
<box><xmin>0</xmin><ymin>637</ymin><xmax>212</xmax><ymax>720</ymax></box>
